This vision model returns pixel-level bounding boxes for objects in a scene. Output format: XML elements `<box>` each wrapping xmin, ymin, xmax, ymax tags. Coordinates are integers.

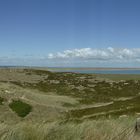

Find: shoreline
<box><xmin>1</xmin><ymin>66</ymin><xmax>140</xmax><ymax>71</ymax></box>
<box><xmin>47</xmin><ymin>67</ymin><xmax>140</xmax><ymax>71</ymax></box>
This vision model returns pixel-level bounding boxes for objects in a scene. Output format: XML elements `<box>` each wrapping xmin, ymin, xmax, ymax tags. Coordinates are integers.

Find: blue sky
<box><xmin>0</xmin><ymin>0</ymin><xmax>140</xmax><ymax>67</ymax></box>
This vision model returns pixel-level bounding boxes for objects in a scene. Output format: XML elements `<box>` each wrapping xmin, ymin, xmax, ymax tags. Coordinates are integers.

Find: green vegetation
<box><xmin>95</xmin><ymin>74</ymin><xmax>140</xmax><ymax>81</ymax></box>
<box><xmin>0</xmin><ymin>68</ymin><xmax>140</xmax><ymax>139</ymax></box>
<box><xmin>0</xmin><ymin>118</ymin><xmax>137</xmax><ymax>140</ymax></box>
<box><xmin>0</xmin><ymin>97</ymin><xmax>4</xmax><ymax>105</ymax></box>
<box><xmin>9</xmin><ymin>100</ymin><xmax>32</xmax><ymax>117</ymax></box>
<box><xmin>24</xmin><ymin>68</ymin><xmax>52</xmax><ymax>75</ymax></box>
<box><xmin>67</xmin><ymin>95</ymin><xmax>140</xmax><ymax>119</ymax></box>
<box><xmin>6</xmin><ymin>69</ymin><xmax>140</xmax><ymax>119</ymax></box>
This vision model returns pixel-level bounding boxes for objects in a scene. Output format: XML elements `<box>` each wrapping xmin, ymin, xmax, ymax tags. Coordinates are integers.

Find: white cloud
<box><xmin>48</xmin><ymin>47</ymin><xmax>140</xmax><ymax>63</ymax></box>
<box><xmin>107</xmin><ymin>47</ymin><xmax>114</xmax><ymax>53</ymax></box>
<box><xmin>1</xmin><ymin>47</ymin><xmax>140</xmax><ymax>67</ymax></box>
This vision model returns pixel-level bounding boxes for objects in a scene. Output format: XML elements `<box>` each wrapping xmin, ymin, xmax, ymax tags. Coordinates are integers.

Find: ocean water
<box><xmin>52</xmin><ymin>69</ymin><xmax>140</xmax><ymax>74</ymax></box>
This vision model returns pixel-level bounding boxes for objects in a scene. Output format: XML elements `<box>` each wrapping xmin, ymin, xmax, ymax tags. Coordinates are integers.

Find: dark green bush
<box><xmin>9</xmin><ymin>100</ymin><xmax>32</xmax><ymax>117</ymax></box>
<box><xmin>0</xmin><ymin>97</ymin><xmax>4</xmax><ymax>105</ymax></box>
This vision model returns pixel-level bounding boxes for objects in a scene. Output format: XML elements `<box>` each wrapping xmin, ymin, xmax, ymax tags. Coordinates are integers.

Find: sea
<box><xmin>1</xmin><ymin>66</ymin><xmax>140</xmax><ymax>74</ymax></box>
<box><xmin>51</xmin><ymin>69</ymin><xmax>140</xmax><ymax>74</ymax></box>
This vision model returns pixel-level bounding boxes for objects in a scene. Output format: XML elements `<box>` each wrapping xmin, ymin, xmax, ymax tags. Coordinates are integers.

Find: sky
<box><xmin>0</xmin><ymin>0</ymin><xmax>140</xmax><ymax>67</ymax></box>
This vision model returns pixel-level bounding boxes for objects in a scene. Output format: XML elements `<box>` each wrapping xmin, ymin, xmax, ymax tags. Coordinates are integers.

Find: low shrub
<box><xmin>9</xmin><ymin>100</ymin><xmax>32</xmax><ymax>117</ymax></box>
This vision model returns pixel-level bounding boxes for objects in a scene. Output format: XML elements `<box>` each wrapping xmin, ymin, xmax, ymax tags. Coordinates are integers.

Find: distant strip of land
<box><xmin>1</xmin><ymin>66</ymin><xmax>140</xmax><ymax>71</ymax></box>
<box><xmin>47</xmin><ymin>67</ymin><xmax>140</xmax><ymax>71</ymax></box>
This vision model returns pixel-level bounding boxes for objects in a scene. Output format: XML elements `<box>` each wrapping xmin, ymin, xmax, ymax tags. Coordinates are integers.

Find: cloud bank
<box><xmin>0</xmin><ymin>47</ymin><xmax>140</xmax><ymax>67</ymax></box>
<box><xmin>48</xmin><ymin>47</ymin><xmax>140</xmax><ymax>63</ymax></box>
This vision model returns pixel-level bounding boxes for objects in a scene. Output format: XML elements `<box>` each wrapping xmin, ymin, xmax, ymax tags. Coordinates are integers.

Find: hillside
<box><xmin>0</xmin><ymin>68</ymin><xmax>140</xmax><ymax>139</ymax></box>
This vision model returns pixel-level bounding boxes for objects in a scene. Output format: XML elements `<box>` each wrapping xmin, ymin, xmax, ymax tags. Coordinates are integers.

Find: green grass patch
<box><xmin>96</xmin><ymin>74</ymin><xmax>140</xmax><ymax>81</ymax></box>
<box><xmin>67</xmin><ymin>95</ymin><xmax>140</xmax><ymax>119</ymax></box>
<box><xmin>0</xmin><ymin>97</ymin><xmax>4</xmax><ymax>105</ymax></box>
<box><xmin>9</xmin><ymin>100</ymin><xmax>32</xmax><ymax>117</ymax></box>
<box><xmin>24</xmin><ymin>69</ymin><xmax>52</xmax><ymax>76</ymax></box>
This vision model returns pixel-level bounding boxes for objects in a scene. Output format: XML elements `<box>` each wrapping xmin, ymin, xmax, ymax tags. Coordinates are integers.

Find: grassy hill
<box><xmin>0</xmin><ymin>68</ymin><xmax>140</xmax><ymax>139</ymax></box>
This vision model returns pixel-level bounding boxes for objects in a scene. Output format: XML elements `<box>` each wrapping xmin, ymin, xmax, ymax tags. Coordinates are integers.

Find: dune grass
<box><xmin>0</xmin><ymin>68</ymin><xmax>140</xmax><ymax>139</ymax></box>
<box><xmin>7</xmin><ymin>69</ymin><xmax>140</xmax><ymax>119</ymax></box>
<box><xmin>0</xmin><ymin>117</ymin><xmax>138</xmax><ymax>140</ymax></box>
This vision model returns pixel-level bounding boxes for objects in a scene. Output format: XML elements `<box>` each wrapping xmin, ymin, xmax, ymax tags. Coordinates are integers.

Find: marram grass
<box><xmin>0</xmin><ymin>117</ymin><xmax>139</xmax><ymax>140</ymax></box>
